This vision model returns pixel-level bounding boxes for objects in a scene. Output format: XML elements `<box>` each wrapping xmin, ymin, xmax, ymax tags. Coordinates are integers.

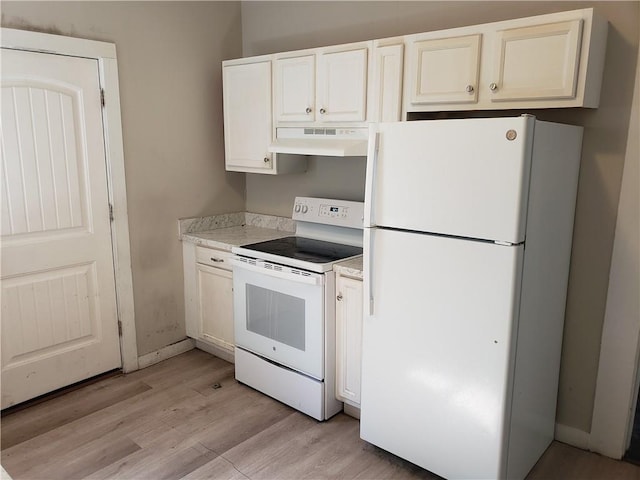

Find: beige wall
<box><xmin>240</xmin><ymin>1</ymin><xmax>640</xmax><ymax>435</ymax></box>
<box><xmin>1</xmin><ymin>1</ymin><xmax>246</xmax><ymax>356</ymax></box>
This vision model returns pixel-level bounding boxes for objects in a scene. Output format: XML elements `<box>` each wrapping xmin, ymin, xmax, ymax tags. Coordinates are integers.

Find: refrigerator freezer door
<box><xmin>360</xmin><ymin>228</ymin><xmax>524</xmax><ymax>479</ymax></box>
<box><xmin>366</xmin><ymin>117</ymin><xmax>535</xmax><ymax>243</ymax></box>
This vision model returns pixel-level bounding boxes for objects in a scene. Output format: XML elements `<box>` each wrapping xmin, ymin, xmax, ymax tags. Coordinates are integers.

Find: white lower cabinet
<box><xmin>335</xmin><ymin>272</ymin><xmax>363</xmax><ymax>407</ymax></box>
<box><xmin>183</xmin><ymin>243</ymin><xmax>234</xmax><ymax>359</ymax></box>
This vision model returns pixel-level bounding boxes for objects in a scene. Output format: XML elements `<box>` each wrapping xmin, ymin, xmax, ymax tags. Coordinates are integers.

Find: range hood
<box><xmin>268</xmin><ymin>127</ymin><xmax>369</xmax><ymax>157</ymax></box>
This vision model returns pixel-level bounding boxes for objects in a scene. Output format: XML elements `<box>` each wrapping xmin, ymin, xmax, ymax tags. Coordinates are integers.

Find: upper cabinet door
<box><xmin>409</xmin><ymin>34</ymin><xmax>481</xmax><ymax>105</ymax></box>
<box><xmin>317</xmin><ymin>48</ymin><xmax>368</xmax><ymax>122</ymax></box>
<box><xmin>371</xmin><ymin>44</ymin><xmax>404</xmax><ymax>122</ymax></box>
<box><xmin>274</xmin><ymin>55</ymin><xmax>315</xmax><ymax>122</ymax></box>
<box><xmin>223</xmin><ymin>61</ymin><xmax>273</xmax><ymax>172</ymax></box>
<box><xmin>489</xmin><ymin>20</ymin><xmax>583</xmax><ymax>102</ymax></box>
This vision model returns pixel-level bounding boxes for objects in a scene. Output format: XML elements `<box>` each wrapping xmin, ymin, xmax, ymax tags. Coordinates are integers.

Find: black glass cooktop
<box><xmin>241</xmin><ymin>236</ymin><xmax>362</xmax><ymax>264</ymax></box>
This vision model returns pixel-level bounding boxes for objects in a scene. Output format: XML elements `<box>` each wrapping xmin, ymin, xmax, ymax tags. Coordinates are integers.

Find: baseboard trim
<box><xmin>343</xmin><ymin>403</ymin><xmax>361</xmax><ymax>419</ymax></box>
<box><xmin>555</xmin><ymin>422</ymin><xmax>591</xmax><ymax>450</ymax></box>
<box><xmin>137</xmin><ymin>338</ymin><xmax>195</xmax><ymax>369</ymax></box>
<box><xmin>2</xmin><ymin>464</ymin><xmax>14</xmax><ymax>479</ymax></box>
<box><xmin>195</xmin><ymin>340</ymin><xmax>234</xmax><ymax>363</ymax></box>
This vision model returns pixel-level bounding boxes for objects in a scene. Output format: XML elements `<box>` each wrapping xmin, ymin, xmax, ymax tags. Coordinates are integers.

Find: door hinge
<box><xmin>117</xmin><ymin>320</ymin><xmax>123</xmax><ymax>337</ymax></box>
<box><xmin>109</xmin><ymin>203</ymin><xmax>114</xmax><ymax>222</ymax></box>
<box><xmin>100</xmin><ymin>89</ymin><xmax>105</xmax><ymax>107</ymax></box>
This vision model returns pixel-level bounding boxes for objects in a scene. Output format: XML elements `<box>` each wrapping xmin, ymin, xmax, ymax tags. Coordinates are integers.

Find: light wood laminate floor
<box><xmin>2</xmin><ymin>349</ymin><xmax>639</xmax><ymax>480</ymax></box>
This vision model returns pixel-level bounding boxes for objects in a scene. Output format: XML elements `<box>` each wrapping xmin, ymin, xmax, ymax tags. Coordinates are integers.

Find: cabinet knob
<box><xmin>263</xmin><ymin>157</ymin><xmax>270</xmax><ymax>163</ymax></box>
<box><xmin>319</xmin><ymin>108</ymin><xmax>326</xmax><ymax>114</ymax></box>
<box><xmin>489</xmin><ymin>82</ymin><xmax>498</xmax><ymax>92</ymax></box>
<box><xmin>466</xmin><ymin>85</ymin><xmax>474</xmax><ymax>93</ymax></box>
<box><xmin>336</xmin><ymin>294</ymin><xmax>343</xmax><ymax>301</ymax></box>
<box><xmin>305</xmin><ymin>107</ymin><xmax>312</xmax><ymax>114</ymax></box>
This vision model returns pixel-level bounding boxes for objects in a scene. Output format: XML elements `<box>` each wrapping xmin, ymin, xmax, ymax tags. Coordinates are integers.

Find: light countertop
<box><xmin>180</xmin><ymin>212</ymin><xmax>363</xmax><ymax>276</ymax></box>
<box><xmin>181</xmin><ymin>225</ymin><xmax>291</xmax><ymax>251</ymax></box>
<box><xmin>334</xmin><ymin>256</ymin><xmax>363</xmax><ymax>279</ymax></box>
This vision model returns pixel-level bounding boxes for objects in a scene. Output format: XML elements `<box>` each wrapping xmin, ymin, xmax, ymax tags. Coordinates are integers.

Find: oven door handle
<box><xmin>229</xmin><ymin>257</ymin><xmax>324</xmax><ymax>286</ymax></box>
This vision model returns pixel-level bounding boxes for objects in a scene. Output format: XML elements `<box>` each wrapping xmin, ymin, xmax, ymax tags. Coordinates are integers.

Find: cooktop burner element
<box><xmin>240</xmin><ymin>236</ymin><xmax>363</xmax><ymax>265</ymax></box>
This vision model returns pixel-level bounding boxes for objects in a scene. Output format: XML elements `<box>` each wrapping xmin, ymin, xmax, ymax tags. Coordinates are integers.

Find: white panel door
<box><xmin>367</xmin><ymin>117</ymin><xmax>535</xmax><ymax>243</ymax></box>
<box><xmin>1</xmin><ymin>48</ymin><xmax>121</xmax><ymax>408</ymax></box>
<box><xmin>360</xmin><ymin>228</ymin><xmax>524</xmax><ymax>479</ymax></box>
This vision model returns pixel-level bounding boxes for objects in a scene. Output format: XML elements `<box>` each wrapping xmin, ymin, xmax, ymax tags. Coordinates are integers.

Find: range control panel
<box><xmin>292</xmin><ymin>197</ymin><xmax>364</xmax><ymax>228</ymax></box>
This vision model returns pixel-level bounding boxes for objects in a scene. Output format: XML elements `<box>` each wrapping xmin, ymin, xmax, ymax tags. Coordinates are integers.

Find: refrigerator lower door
<box><xmin>360</xmin><ymin>228</ymin><xmax>524</xmax><ymax>480</ymax></box>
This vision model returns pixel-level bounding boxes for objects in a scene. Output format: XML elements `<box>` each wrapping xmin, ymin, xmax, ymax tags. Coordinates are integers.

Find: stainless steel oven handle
<box><xmin>229</xmin><ymin>257</ymin><xmax>324</xmax><ymax>286</ymax></box>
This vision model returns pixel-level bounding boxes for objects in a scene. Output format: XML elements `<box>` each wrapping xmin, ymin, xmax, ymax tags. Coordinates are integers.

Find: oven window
<box><xmin>245</xmin><ymin>284</ymin><xmax>305</xmax><ymax>351</ymax></box>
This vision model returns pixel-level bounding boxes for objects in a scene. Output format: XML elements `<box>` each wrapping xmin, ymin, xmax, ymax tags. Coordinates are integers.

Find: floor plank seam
<box><xmin>196</xmin><ymin>440</ymin><xmax>220</xmax><ymax>456</ymax></box>
<box><xmin>219</xmin><ymin>452</ymin><xmax>251</xmax><ymax>480</ymax></box>
<box><xmin>193</xmin><ymin>439</ymin><xmax>252</xmax><ymax>479</ymax></box>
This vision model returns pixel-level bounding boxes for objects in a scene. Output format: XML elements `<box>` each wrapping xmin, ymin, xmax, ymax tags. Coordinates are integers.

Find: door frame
<box><xmin>588</xmin><ymin>46</ymin><xmax>640</xmax><ymax>459</ymax></box>
<box><xmin>1</xmin><ymin>28</ymin><xmax>139</xmax><ymax>373</ymax></box>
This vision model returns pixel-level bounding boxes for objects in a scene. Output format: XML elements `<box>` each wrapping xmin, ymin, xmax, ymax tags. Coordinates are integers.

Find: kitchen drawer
<box><xmin>196</xmin><ymin>246</ymin><xmax>234</xmax><ymax>271</ymax></box>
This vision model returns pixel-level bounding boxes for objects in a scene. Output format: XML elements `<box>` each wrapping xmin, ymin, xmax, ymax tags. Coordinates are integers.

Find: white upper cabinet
<box><xmin>370</xmin><ymin>42</ymin><xmax>404</xmax><ymax>122</ymax></box>
<box><xmin>317</xmin><ymin>48</ymin><xmax>368</xmax><ymax>122</ymax></box>
<box><xmin>489</xmin><ymin>20</ymin><xmax>583</xmax><ymax>102</ymax></box>
<box><xmin>223</xmin><ymin>57</ymin><xmax>307</xmax><ymax>175</ymax></box>
<box><xmin>223</xmin><ymin>59</ymin><xmax>273</xmax><ymax>172</ymax></box>
<box><xmin>408</xmin><ymin>34</ymin><xmax>481</xmax><ymax>106</ymax></box>
<box><xmin>274</xmin><ymin>44</ymin><xmax>370</xmax><ymax>125</ymax></box>
<box><xmin>403</xmin><ymin>8</ymin><xmax>608</xmax><ymax>113</ymax></box>
<box><xmin>222</xmin><ymin>8</ymin><xmax>608</xmax><ymax>173</ymax></box>
<box><xmin>274</xmin><ymin>55</ymin><xmax>315</xmax><ymax>122</ymax></box>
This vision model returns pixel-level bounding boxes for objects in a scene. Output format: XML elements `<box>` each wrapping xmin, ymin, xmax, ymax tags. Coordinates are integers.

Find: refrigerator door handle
<box><xmin>364</xmin><ymin>227</ymin><xmax>374</xmax><ymax>316</ymax></box>
<box><xmin>364</xmin><ymin>127</ymin><xmax>380</xmax><ymax>228</ymax></box>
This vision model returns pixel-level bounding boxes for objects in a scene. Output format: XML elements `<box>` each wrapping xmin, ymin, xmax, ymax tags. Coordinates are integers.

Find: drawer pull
<box><xmin>211</xmin><ymin>257</ymin><xmax>224</xmax><ymax>263</ymax></box>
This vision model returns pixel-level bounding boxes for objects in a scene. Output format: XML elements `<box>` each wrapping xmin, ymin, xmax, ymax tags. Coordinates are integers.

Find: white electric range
<box><xmin>230</xmin><ymin>197</ymin><xmax>364</xmax><ymax>420</ymax></box>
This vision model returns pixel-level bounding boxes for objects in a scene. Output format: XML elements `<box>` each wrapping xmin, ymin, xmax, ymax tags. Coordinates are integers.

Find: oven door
<box><xmin>231</xmin><ymin>258</ymin><xmax>325</xmax><ymax>380</ymax></box>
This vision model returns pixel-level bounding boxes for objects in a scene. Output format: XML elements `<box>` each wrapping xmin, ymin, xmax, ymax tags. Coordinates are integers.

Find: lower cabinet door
<box><xmin>335</xmin><ymin>274</ymin><xmax>364</xmax><ymax>406</ymax></box>
<box><xmin>197</xmin><ymin>263</ymin><xmax>234</xmax><ymax>352</ymax></box>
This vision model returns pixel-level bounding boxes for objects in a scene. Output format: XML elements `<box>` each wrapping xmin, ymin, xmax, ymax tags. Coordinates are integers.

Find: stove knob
<box><xmin>301</xmin><ymin>205</ymin><xmax>308</xmax><ymax>214</ymax></box>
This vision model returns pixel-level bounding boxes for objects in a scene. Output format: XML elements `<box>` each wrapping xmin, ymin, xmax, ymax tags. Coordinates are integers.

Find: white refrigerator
<box><xmin>360</xmin><ymin>116</ymin><xmax>583</xmax><ymax>480</ymax></box>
